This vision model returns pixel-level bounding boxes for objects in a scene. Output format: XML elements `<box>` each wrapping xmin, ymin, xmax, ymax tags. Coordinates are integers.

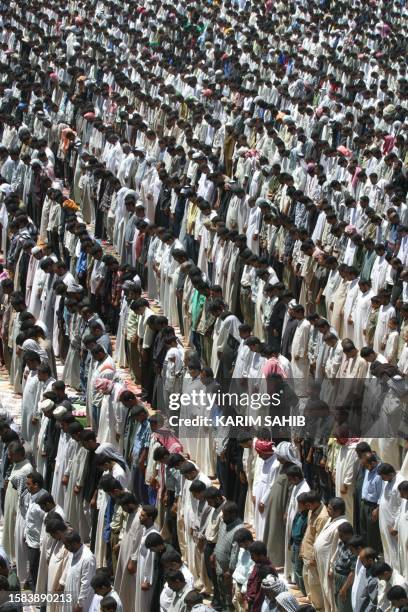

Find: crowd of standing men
<box><xmin>0</xmin><ymin>0</ymin><xmax>407</xmax><ymax>610</ymax></box>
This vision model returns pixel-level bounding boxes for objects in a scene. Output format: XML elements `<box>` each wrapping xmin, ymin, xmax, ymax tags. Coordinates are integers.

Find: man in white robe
<box><xmin>374</xmin><ymin>562</ymin><xmax>407</xmax><ymax>612</ymax></box>
<box><xmin>59</xmin><ymin>531</ymin><xmax>96</xmax><ymax>612</ymax></box>
<box><xmin>398</xmin><ymin>481</ymin><xmax>408</xmax><ymax>579</ymax></box>
<box><xmin>20</xmin><ymin>351</ymin><xmax>42</xmax><ymax>452</ymax></box>
<box><xmin>25</xmin><ymin>246</ymin><xmax>43</xmax><ymax>311</ymax></box>
<box><xmin>370</xmin><ymin>245</ymin><xmax>389</xmax><ymax>294</ymax></box>
<box><xmin>134</xmin><ymin>505</ymin><xmax>159</xmax><ymax>612</ymax></box>
<box><xmin>378</xmin><ymin>464</ymin><xmax>404</xmax><ymax>569</ymax></box>
<box><xmin>342</xmin><ymin>268</ymin><xmax>360</xmax><ymax>344</ymax></box>
<box><xmin>373</xmin><ymin>292</ymin><xmax>396</xmax><ymax>354</ymax></box>
<box><xmin>230</xmin><ymin>325</ymin><xmax>252</xmax><ymax>379</ymax></box>
<box><xmin>114</xmin><ymin>495</ymin><xmax>143</xmax><ymax>612</ymax></box>
<box><xmin>209</xmin><ymin>301</ymin><xmax>241</xmax><ymax>378</ymax></box>
<box><xmin>352</xmin><ymin>279</ymin><xmax>374</xmax><ymax>349</ymax></box>
<box><xmin>334</xmin><ymin>438</ymin><xmax>359</xmax><ymax>524</ymax></box>
<box><xmin>35</xmin><ymin>493</ymin><xmax>65</xmax><ymax>597</ymax></box>
<box><xmin>291</xmin><ymin>304</ymin><xmax>311</xmax><ymax>397</ymax></box>
<box><xmin>179</xmin><ymin>361</ymin><xmax>213</xmax><ymax>477</ymax></box>
<box><xmin>51</xmin><ymin>411</ymin><xmax>76</xmax><ymax>509</ymax></box>
<box><xmin>88</xmin><ymin>346</ymin><xmax>116</xmax><ymax>433</ymax></box>
<box><xmin>252</xmin><ymin>440</ymin><xmax>280</xmax><ymax>541</ymax></box>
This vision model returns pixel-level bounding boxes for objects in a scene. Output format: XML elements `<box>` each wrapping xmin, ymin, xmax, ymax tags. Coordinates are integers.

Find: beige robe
<box><xmin>314</xmin><ymin>515</ymin><xmax>348</xmax><ymax>611</ymax></box>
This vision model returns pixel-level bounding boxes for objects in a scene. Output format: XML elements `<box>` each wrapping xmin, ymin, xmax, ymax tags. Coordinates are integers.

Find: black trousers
<box><xmin>204</xmin><ymin>542</ymin><xmax>220</xmax><ymax>605</ymax></box>
<box><xmin>360</xmin><ymin>500</ymin><xmax>383</xmax><ymax>552</ymax></box>
<box><xmin>27</xmin><ymin>546</ymin><xmax>41</xmax><ymax>589</ymax></box>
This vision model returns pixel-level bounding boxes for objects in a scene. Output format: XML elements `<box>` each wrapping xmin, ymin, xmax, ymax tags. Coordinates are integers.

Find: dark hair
<box><xmin>8</xmin><ymin>441</ymin><xmax>25</xmax><ymax>457</ymax></box>
<box><xmin>286</xmin><ymin>465</ymin><xmax>304</xmax><ymax>479</ymax></box>
<box><xmin>338</xmin><ymin>522</ymin><xmax>353</xmax><ymax>535</ymax></box>
<box><xmin>90</xmin><ymin>573</ymin><xmax>112</xmax><ymax>589</ymax></box>
<box><xmin>100</xmin><ymin>595</ymin><xmax>117</xmax><ymax>611</ymax></box>
<box><xmin>387</xmin><ymin>585</ymin><xmax>407</xmax><ymax>601</ymax></box>
<box><xmin>398</xmin><ymin>481</ymin><xmax>408</xmax><ymax>494</ymax></box>
<box><xmin>248</xmin><ymin>541</ymin><xmax>268</xmax><ymax>556</ymax></box>
<box><xmin>355</xmin><ymin>441</ymin><xmax>371</xmax><ymax>455</ymax></box>
<box><xmin>179</xmin><ymin>461</ymin><xmax>198</xmax><ymax>475</ymax></box>
<box><xmin>304</xmin><ymin>490</ymin><xmax>321</xmax><ymax>504</ymax></box>
<box><xmin>371</xmin><ymin>561</ymin><xmax>393</xmax><ymax>577</ymax></box>
<box><xmin>189</xmin><ymin>480</ymin><xmax>207</xmax><ymax>494</ymax></box>
<box><xmin>164</xmin><ymin>570</ymin><xmax>186</xmax><ymax>583</ymax></box>
<box><xmin>161</xmin><ymin>550</ymin><xmax>182</xmax><ymax>565</ymax></box>
<box><xmin>184</xmin><ymin>591</ymin><xmax>204</xmax><ymax>606</ymax></box>
<box><xmin>153</xmin><ymin>446</ymin><xmax>170</xmax><ymax>461</ymax></box>
<box><xmin>80</xmin><ymin>429</ymin><xmax>97</xmax><ymax>442</ymax></box>
<box><xmin>46</xmin><ymin>518</ymin><xmax>67</xmax><ymax>535</ymax></box>
<box><xmin>141</xmin><ymin>504</ymin><xmax>158</xmax><ymax>520</ymax></box>
<box><xmin>347</xmin><ymin>535</ymin><xmax>365</xmax><ymax>549</ymax></box>
<box><xmin>203</xmin><ymin>486</ymin><xmax>222</xmax><ymax>500</ymax></box>
<box><xmin>37</xmin><ymin>492</ymin><xmax>54</xmax><ymax>506</ymax></box>
<box><xmin>98</xmin><ymin>475</ymin><xmax>123</xmax><ymax>492</ymax></box>
<box><xmin>145</xmin><ymin>532</ymin><xmax>164</xmax><ymax>548</ymax></box>
<box><xmin>118</xmin><ymin>492</ymin><xmax>138</xmax><ymax>506</ymax></box>
<box><xmin>377</xmin><ymin>463</ymin><xmax>396</xmax><ymax>476</ymax></box>
<box><xmin>233</xmin><ymin>528</ymin><xmax>254</xmax><ymax>544</ymax></box>
<box><xmin>63</xmin><ymin>531</ymin><xmax>81</xmax><ymax>546</ymax></box>
<box><xmin>328</xmin><ymin>497</ymin><xmax>346</xmax><ymax>514</ymax></box>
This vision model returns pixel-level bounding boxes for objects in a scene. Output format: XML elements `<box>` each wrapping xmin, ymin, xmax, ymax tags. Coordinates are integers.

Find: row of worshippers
<box><xmin>5</xmin><ymin>376</ymin><xmax>408</xmax><ymax>612</ymax></box>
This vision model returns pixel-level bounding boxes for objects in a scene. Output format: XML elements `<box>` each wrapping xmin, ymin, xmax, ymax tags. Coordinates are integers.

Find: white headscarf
<box><xmin>95</xmin><ymin>443</ymin><xmax>129</xmax><ymax>475</ymax></box>
<box><xmin>275</xmin><ymin>441</ymin><xmax>301</xmax><ymax>467</ymax></box>
<box><xmin>275</xmin><ymin>592</ymin><xmax>299</xmax><ymax>611</ymax></box>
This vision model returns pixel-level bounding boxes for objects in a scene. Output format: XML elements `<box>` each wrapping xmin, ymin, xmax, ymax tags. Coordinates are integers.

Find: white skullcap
<box><xmin>53</xmin><ymin>406</ymin><xmax>68</xmax><ymax>419</ymax></box>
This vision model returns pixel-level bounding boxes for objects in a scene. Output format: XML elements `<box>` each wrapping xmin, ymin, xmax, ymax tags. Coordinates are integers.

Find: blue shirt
<box><xmin>132</xmin><ymin>419</ymin><xmax>151</xmax><ymax>465</ymax></box>
<box><xmin>361</xmin><ymin>464</ymin><xmax>383</xmax><ymax>503</ymax></box>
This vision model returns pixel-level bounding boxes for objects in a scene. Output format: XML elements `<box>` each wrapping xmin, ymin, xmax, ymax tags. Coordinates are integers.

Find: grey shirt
<box><xmin>214</xmin><ymin>518</ymin><xmax>243</xmax><ymax>575</ymax></box>
<box><xmin>24</xmin><ymin>487</ymin><xmax>47</xmax><ymax>548</ymax></box>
